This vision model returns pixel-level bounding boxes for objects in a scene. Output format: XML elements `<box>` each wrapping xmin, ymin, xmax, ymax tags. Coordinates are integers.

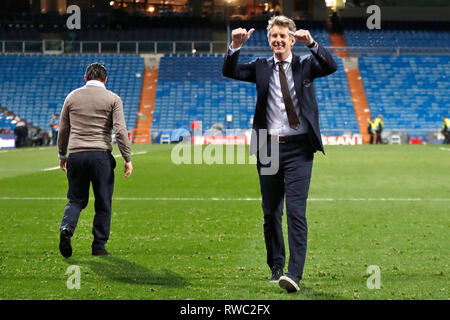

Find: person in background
<box><xmin>13</xmin><ymin>119</ymin><xmax>28</xmax><ymax>148</ymax></box>
<box><xmin>374</xmin><ymin>114</ymin><xmax>384</xmax><ymax>144</ymax></box>
<box><xmin>50</xmin><ymin>113</ymin><xmax>60</xmax><ymax>146</ymax></box>
<box><xmin>442</xmin><ymin>116</ymin><xmax>450</xmax><ymax>144</ymax></box>
<box><xmin>367</xmin><ymin>117</ymin><xmax>375</xmax><ymax>144</ymax></box>
<box><xmin>32</xmin><ymin>128</ymin><xmax>43</xmax><ymax>146</ymax></box>
<box><xmin>57</xmin><ymin>63</ymin><xmax>133</xmax><ymax>258</ymax></box>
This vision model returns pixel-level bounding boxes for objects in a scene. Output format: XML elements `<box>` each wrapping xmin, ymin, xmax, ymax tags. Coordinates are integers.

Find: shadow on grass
<box><xmin>297</xmin><ymin>285</ymin><xmax>349</xmax><ymax>300</ymax></box>
<box><xmin>66</xmin><ymin>256</ymin><xmax>189</xmax><ymax>288</ymax></box>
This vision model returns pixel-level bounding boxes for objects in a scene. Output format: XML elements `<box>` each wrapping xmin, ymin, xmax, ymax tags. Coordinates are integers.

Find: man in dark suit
<box><xmin>222</xmin><ymin>16</ymin><xmax>337</xmax><ymax>292</ymax></box>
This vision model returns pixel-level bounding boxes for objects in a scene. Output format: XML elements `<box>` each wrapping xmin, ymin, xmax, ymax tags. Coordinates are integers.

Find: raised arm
<box><xmin>222</xmin><ymin>27</ymin><xmax>258</xmax><ymax>83</ymax></box>
<box><xmin>289</xmin><ymin>29</ymin><xmax>338</xmax><ymax>78</ymax></box>
<box><xmin>231</xmin><ymin>28</ymin><xmax>255</xmax><ymax>49</ymax></box>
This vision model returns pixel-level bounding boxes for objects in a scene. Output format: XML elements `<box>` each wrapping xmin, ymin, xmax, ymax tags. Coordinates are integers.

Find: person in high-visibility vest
<box><xmin>374</xmin><ymin>114</ymin><xmax>384</xmax><ymax>144</ymax></box>
<box><xmin>367</xmin><ymin>117</ymin><xmax>376</xmax><ymax>144</ymax></box>
<box><xmin>442</xmin><ymin>116</ymin><xmax>450</xmax><ymax>144</ymax></box>
<box><xmin>50</xmin><ymin>113</ymin><xmax>60</xmax><ymax>146</ymax></box>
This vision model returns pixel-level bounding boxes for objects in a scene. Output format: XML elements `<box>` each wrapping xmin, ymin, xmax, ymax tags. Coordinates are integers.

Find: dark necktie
<box><xmin>277</xmin><ymin>61</ymin><xmax>300</xmax><ymax>130</ymax></box>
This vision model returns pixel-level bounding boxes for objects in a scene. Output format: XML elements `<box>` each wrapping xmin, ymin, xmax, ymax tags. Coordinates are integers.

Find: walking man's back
<box><xmin>57</xmin><ymin>63</ymin><xmax>133</xmax><ymax>258</ymax></box>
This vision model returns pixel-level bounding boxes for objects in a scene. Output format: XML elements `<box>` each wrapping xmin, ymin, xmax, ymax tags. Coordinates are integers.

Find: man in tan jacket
<box><xmin>57</xmin><ymin>63</ymin><xmax>133</xmax><ymax>258</ymax></box>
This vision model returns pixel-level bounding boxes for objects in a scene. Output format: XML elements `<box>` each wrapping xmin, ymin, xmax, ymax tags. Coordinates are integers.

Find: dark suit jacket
<box><xmin>222</xmin><ymin>45</ymin><xmax>338</xmax><ymax>154</ymax></box>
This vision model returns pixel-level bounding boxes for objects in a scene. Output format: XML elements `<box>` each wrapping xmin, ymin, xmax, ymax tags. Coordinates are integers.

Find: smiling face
<box><xmin>268</xmin><ymin>25</ymin><xmax>295</xmax><ymax>61</ymax></box>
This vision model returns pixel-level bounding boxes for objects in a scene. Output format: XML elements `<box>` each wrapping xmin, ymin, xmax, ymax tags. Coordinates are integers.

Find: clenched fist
<box><xmin>289</xmin><ymin>29</ymin><xmax>315</xmax><ymax>47</ymax></box>
<box><xmin>231</xmin><ymin>28</ymin><xmax>255</xmax><ymax>49</ymax></box>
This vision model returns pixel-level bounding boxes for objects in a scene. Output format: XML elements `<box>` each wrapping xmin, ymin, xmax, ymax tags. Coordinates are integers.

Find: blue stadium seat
<box><xmin>152</xmin><ymin>51</ymin><xmax>358</xmax><ymax>135</ymax></box>
<box><xmin>0</xmin><ymin>54</ymin><xmax>144</xmax><ymax>130</ymax></box>
<box><xmin>342</xmin><ymin>19</ymin><xmax>450</xmax><ymax>49</ymax></box>
<box><xmin>359</xmin><ymin>54</ymin><xmax>450</xmax><ymax>131</ymax></box>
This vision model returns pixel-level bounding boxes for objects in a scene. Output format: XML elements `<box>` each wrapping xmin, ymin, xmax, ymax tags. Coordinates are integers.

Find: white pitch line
<box><xmin>0</xmin><ymin>197</ymin><xmax>67</xmax><ymax>200</ymax></box>
<box><xmin>41</xmin><ymin>151</ymin><xmax>148</xmax><ymax>171</ymax></box>
<box><xmin>113</xmin><ymin>197</ymin><xmax>262</xmax><ymax>201</ymax></box>
<box><xmin>0</xmin><ymin>197</ymin><xmax>449</xmax><ymax>201</ymax></box>
<box><xmin>440</xmin><ymin>147</ymin><xmax>450</xmax><ymax>152</ymax></box>
<box><xmin>309</xmin><ymin>198</ymin><xmax>450</xmax><ymax>201</ymax></box>
<box><xmin>42</xmin><ymin>166</ymin><xmax>60</xmax><ymax>171</ymax></box>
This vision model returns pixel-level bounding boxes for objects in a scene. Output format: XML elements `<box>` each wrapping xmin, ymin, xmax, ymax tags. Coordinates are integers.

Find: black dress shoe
<box><xmin>279</xmin><ymin>274</ymin><xmax>300</xmax><ymax>293</ymax></box>
<box><xmin>59</xmin><ymin>228</ymin><xmax>72</xmax><ymax>258</ymax></box>
<box><xmin>92</xmin><ymin>249</ymin><xmax>111</xmax><ymax>256</ymax></box>
<box><xmin>270</xmin><ymin>268</ymin><xmax>283</xmax><ymax>283</ymax></box>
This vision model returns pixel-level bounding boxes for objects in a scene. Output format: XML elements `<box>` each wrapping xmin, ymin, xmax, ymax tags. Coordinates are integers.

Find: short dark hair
<box><xmin>85</xmin><ymin>63</ymin><xmax>107</xmax><ymax>81</ymax></box>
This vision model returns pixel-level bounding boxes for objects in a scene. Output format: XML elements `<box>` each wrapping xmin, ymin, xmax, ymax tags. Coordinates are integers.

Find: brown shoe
<box><xmin>92</xmin><ymin>249</ymin><xmax>111</xmax><ymax>256</ymax></box>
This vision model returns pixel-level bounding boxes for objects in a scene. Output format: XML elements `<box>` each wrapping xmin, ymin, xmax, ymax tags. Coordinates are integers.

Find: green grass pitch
<box><xmin>0</xmin><ymin>144</ymin><xmax>448</xmax><ymax>300</ymax></box>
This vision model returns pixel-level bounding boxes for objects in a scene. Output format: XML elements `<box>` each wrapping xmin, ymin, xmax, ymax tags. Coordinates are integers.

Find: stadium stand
<box><xmin>0</xmin><ymin>24</ymin><xmax>41</xmax><ymax>41</ymax></box>
<box><xmin>66</xmin><ymin>26</ymin><xmax>213</xmax><ymax>42</ymax></box>
<box><xmin>0</xmin><ymin>14</ymin><xmax>218</xmax><ymax>42</ymax></box>
<box><xmin>1</xmin><ymin>8</ymin><xmax>449</xmax><ymax>144</ymax></box>
<box><xmin>152</xmin><ymin>52</ymin><xmax>359</xmax><ymax>135</ymax></box>
<box><xmin>342</xmin><ymin>19</ymin><xmax>450</xmax><ymax>48</ymax></box>
<box><xmin>358</xmin><ymin>54</ymin><xmax>450</xmax><ymax>137</ymax></box>
<box><xmin>153</xmin><ymin>53</ymin><xmax>251</xmax><ymax>131</ymax></box>
<box><xmin>0</xmin><ymin>53</ymin><xmax>144</xmax><ymax>131</ymax></box>
<box><xmin>0</xmin><ymin>113</ymin><xmax>15</xmax><ymax>132</ymax></box>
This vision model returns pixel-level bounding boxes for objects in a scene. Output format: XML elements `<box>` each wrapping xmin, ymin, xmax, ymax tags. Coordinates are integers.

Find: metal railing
<box><xmin>0</xmin><ymin>40</ymin><xmax>229</xmax><ymax>54</ymax></box>
<box><xmin>1</xmin><ymin>40</ymin><xmax>449</xmax><ymax>55</ymax></box>
<box><xmin>331</xmin><ymin>46</ymin><xmax>450</xmax><ymax>55</ymax></box>
<box><xmin>243</xmin><ymin>46</ymin><xmax>450</xmax><ymax>55</ymax></box>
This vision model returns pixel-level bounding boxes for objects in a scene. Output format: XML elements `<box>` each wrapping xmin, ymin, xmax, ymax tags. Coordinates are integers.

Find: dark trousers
<box><xmin>376</xmin><ymin>131</ymin><xmax>382</xmax><ymax>144</ymax></box>
<box><xmin>443</xmin><ymin>132</ymin><xmax>450</xmax><ymax>144</ymax></box>
<box><xmin>52</xmin><ymin>130</ymin><xmax>58</xmax><ymax>146</ymax></box>
<box><xmin>15</xmin><ymin>135</ymin><xmax>26</xmax><ymax>147</ymax></box>
<box><xmin>60</xmin><ymin>151</ymin><xmax>116</xmax><ymax>251</ymax></box>
<box><xmin>257</xmin><ymin>140</ymin><xmax>314</xmax><ymax>282</ymax></box>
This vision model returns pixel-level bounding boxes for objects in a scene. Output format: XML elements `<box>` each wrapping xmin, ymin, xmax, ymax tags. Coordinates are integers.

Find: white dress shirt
<box><xmin>267</xmin><ymin>53</ymin><xmax>308</xmax><ymax>136</ymax></box>
<box><xmin>85</xmin><ymin>80</ymin><xmax>106</xmax><ymax>88</ymax></box>
<box><xmin>229</xmin><ymin>45</ymin><xmax>319</xmax><ymax>136</ymax></box>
